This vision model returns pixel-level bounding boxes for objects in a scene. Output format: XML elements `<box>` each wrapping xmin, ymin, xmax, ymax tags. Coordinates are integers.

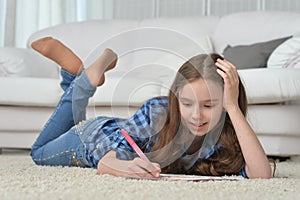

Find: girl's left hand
<box><xmin>215</xmin><ymin>59</ymin><xmax>240</xmax><ymax>112</ymax></box>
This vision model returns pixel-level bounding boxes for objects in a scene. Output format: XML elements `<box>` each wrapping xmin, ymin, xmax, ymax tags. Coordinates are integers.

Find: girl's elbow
<box><xmin>248</xmin><ymin>168</ymin><xmax>272</xmax><ymax>179</ymax></box>
<box><xmin>254</xmin><ymin>172</ymin><xmax>271</xmax><ymax>179</ymax></box>
<box><xmin>97</xmin><ymin>160</ymin><xmax>106</xmax><ymax>175</ymax></box>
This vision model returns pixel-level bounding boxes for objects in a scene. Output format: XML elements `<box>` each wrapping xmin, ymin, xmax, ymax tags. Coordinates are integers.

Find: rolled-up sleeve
<box><xmin>240</xmin><ymin>165</ymin><xmax>248</xmax><ymax>178</ymax></box>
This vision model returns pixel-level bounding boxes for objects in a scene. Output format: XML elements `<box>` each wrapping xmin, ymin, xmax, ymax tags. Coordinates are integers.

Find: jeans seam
<box><xmin>33</xmin><ymin>149</ymin><xmax>75</xmax><ymax>162</ymax></box>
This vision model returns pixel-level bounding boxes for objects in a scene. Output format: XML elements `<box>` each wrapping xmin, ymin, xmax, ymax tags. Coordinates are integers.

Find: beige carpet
<box><xmin>0</xmin><ymin>150</ymin><xmax>300</xmax><ymax>200</ymax></box>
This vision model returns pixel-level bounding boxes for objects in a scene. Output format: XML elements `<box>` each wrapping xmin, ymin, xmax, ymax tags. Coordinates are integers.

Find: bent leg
<box><xmin>31</xmin><ymin>48</ymin><xmax>118</xmax><ymax>156</ymax></box>
<box><xmin>31</xmin><ymin>71</ymin><xmax>96</xmax><ymax>151</ymax></box>
<box><xmin>31</xmin><ymin>128</ymin><xmax>91</xmax><ymax>167</ymax></box>
<box><xmin>30</xmin><ymin>70</ymin><xmax>99</xmax><ymax>167</ymax></box>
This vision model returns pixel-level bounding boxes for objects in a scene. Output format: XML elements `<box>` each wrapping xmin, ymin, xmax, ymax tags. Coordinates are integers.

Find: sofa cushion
<box><xmin>0</xmin><ymin>77</ymin><xmax>61</xmax><ymax>106</ymax></box>
<box><xmin>238</xmin><ymin>68</ymin><xmax>300</xmax><ymax>104</ymax></box>
<box><xmin>213</xmin><ymin>11</ymin><xmax>300</xmax><ymax>53</ymax></box>
<box><xmin>0</xmin><ymin>48</ymin><xmax>59</xmax><ymax>78</ymax></box>
<box><xmin>268</xmin><ymin>35</ymin><xmax>300</xmax><ymax>68</ymax></box>
<box><xmin>223</xmin><ymin>36</ymin><xmax>291</xmax><ymax>69</ymax></box>
<box><xmin>0</xmin><ymin>74</ymin><xmax>163</xmax><ymax>107</ymax></box>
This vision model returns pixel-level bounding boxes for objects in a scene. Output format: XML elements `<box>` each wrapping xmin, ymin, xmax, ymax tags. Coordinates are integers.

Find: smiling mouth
<box><xmin>190</xmin><ymin>122</ymin><xmax>208</xmax><ymax>128</ymax></box>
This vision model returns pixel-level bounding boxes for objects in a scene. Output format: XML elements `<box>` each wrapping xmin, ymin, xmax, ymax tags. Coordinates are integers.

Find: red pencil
<box><xmin>120</xmin><ymin>129</ymin><xmax>150</xmax><ymax>162</ymax></box>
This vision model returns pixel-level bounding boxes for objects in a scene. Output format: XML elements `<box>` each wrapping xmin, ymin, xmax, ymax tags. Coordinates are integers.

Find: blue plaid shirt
<box><xmin>77</xmin><ymin>96</ymin><xmax>247</xmax><ymax>178</ymax></box>
<box><xmin>76</xmin><ymin>96</ymin><xmax>167</xmax><ymax>167</ymax></box>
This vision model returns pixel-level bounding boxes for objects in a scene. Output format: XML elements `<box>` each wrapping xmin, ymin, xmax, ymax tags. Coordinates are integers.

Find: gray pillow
<box><xmin>223</xmin><ymin>36</ymin><xmax>292</xmax><ymax>69</ymax></box>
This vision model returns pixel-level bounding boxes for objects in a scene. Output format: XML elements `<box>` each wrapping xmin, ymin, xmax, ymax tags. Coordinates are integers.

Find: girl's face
<box><xmin>178</xmin><ymin>78</ymin><xmax>223</xmax><ymax>137</ymax></box>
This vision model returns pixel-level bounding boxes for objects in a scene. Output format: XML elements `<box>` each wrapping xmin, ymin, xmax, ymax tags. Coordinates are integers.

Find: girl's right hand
<box><xmin>97</xmin><ymin>151</ymin><xmax>161</xmax><ymax>178</ymax></box>
<box><xmin>127</xmin><ymin>157</ymin><xmax>161</xmax><ymax>178</ymax></box>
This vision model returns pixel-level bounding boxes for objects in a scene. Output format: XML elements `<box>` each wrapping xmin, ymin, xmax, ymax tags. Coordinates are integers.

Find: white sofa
<box><xmin>0</xmin><ymin>11</ymin><xmax>300</xmax><ymax>156</ymax></box>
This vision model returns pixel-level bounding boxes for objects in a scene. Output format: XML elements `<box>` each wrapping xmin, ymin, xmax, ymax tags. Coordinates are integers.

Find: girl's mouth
<box><xmin>190</xmin><ymin>122</ymin><xmax>208</xmax><ymax>131</ymax></box>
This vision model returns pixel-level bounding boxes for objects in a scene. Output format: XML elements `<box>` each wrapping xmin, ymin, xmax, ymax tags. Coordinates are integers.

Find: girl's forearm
<box><xmin>97</xmin><ymin>151</ymin><xmax>129</xmax><ymax>177</ymax></box>
<box><xmin>227</xmin><ymin>107</ymin><xmax>272</xmax><ymax>179</ymax></box>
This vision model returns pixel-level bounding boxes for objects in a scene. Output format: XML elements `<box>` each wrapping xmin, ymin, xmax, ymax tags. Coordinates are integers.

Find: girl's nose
<box><xmin>192</xmin><ymin>109</ymin><xmax>203</xmax><ymax>121</ymax></box>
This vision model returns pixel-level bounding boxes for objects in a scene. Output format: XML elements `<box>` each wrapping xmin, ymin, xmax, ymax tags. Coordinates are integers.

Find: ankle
<box><xmin>84</xmin><ymin>49</ymin><xmax>118</xmax><ymax>87</ymax></box>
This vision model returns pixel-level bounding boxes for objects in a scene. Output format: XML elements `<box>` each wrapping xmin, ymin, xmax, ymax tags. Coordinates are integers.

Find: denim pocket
<box><xmin>70</xmin><ymin>143</ymin><xmax>92</xmax><ymax>168</ymax></box>
<box><xmin>71</xmin><ymin>152</ymin><xmax>90</xmax><ymax>167</ymax></box>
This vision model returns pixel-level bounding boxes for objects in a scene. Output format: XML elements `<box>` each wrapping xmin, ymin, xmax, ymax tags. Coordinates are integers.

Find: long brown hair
<box><xmin>150</xmin><ymin>53</ymin><xmax>248</xmax><ymax>175</ymax></box>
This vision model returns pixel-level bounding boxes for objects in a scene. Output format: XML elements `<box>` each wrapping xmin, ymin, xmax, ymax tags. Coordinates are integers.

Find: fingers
<box><xmin>127</xmin><ymin>158</ymin><xmax>161</xmax><ymax>178</ymax></box>
<box><xmin>215</xmin><ymin>59</ymin><xmax>239</xmax><ymax>85</ymax></box>
<box><xmin>215</xmin><ymin>59</ymin><xmax>240</xmax><ymax>111</ymax></box>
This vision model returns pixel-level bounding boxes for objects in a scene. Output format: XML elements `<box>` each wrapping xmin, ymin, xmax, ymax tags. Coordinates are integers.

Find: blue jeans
<box><xmin>31</xmin><ymin>69</ymin><xmax>96</xmax><ymax>168</ymax></box>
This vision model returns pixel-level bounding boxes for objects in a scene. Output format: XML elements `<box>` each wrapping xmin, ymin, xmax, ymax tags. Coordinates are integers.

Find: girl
<box><xmin>30</xmin><ymin>37</ymin><xmax>271</xmax><ymax>179</ymax></box>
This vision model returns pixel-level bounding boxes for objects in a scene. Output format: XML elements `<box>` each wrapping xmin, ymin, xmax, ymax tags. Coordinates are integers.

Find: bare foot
<box><xmin>85</xmin><ymin>49</ymin><xmax>118</xmax><ymax>87</ymax></box>
<box><xmin>31</xmin><ymin>37</ymin><xmax>83</xmax><ymax>75</ymax></box>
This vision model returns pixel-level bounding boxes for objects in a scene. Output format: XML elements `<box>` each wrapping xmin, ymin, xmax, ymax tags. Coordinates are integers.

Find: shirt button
<box><xmin>96</xmin><ymin>144</ymin><xmax>100</xmax><ymax>148</ymax></box>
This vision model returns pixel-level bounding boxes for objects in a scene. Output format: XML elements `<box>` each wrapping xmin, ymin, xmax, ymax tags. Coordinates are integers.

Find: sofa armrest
<box><xmin>0</xmin><ymin>47</ymin><xmax>59</xmax><ymax>78</ymax></box>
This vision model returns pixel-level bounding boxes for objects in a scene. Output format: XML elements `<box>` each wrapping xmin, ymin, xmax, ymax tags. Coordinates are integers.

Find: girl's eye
<box><xmin>182</xmin><ymin>103</ymin><xmax>192</xmax><ymax>107</ymax></box>
<box><xmin>204</xmin><ymin>104</ymin><xmax>215</xmax><ymax>108</ymax></box>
